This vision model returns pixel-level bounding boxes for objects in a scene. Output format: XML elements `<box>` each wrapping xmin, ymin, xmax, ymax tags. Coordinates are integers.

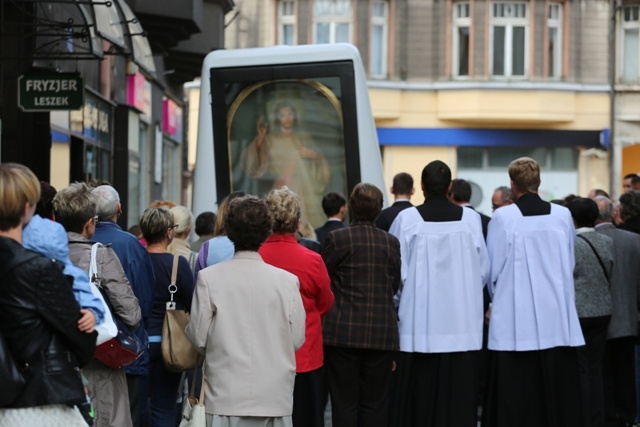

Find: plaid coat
<box><xmin>321</xmin><ymin>221</ymin><xmax>401</xmax><ymax>351</ymax></box>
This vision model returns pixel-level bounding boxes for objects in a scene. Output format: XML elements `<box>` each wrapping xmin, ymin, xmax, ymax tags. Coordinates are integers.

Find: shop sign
<box><xmin>70</xmin><ymin>93</ymin><xmax>111</xmax><ymax>145</ymax></box>
<box><xmin>162</xmin><ymin>98</ymin><xmax>183</xmax><ymax>143</ymax></box>
<box><xmin>18</xmin><ymin>73</ymin><xmax>84</xmax><ymax>111</ymax></box>
<box><xmin>127</xmin><ymin>72</ymin><xmax>151</xmax><ymax>117</ymax></box>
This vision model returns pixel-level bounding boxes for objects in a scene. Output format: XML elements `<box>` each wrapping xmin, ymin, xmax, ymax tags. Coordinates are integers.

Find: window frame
<box><xmin>620</xmin><ymin>5</ymin><xmax>640</xmax><ymax>83</ymax></box>
<box><xmin>489</xmin><ymin>2</ymin><xmax>529</xmax><ymax>79</ymax></box>
<box><xmin>278</xmin><ymin>0</ymin><xmax>297</xmax><ymax>46</ymax></box>
<box><xmin>370</xmin><ymin>0</ymin><xmax>389</xmax><ymax>79</ymax></box>
<box><xmin>312</xmin><ymin>0</ymin><xmax>353</xmax><ymax>44</ymax></box>
<box><xmin>452</xmin><ymin>2</ymin><xmax>472</xmax><ymax>79</ymax></box>
<box><xmin>547</xmin><ymin>3</ymin><xmax>563</xmax><ymax>80</ymax></box>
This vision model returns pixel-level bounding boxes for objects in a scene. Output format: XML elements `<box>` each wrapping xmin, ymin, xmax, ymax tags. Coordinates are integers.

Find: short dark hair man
<box><xmin>315</xmin><ymin>192</ymin><xmax>347</xmax><ymax>247</ymax></box>
<box><xmin>389</xmin><ymin>160</ymin><xmax>489</xmax><ymax>426</ymax></box>
<box><xmin>448</xmin><ymin>178</ymin><xmax>490</xmax><ymax>238</ymax></box>
<box><xmin>623</xmin><ymin>173</ymin><xmax>638</xmax><ymax>192</ymax></box>
<box><xmin>191</xmin><ymin>211</ymin><xmax>216</xmax><ymax>252</ymax></box>
<box><xmin>375</xmin><ymin>172</ymin><xmax>415</xmax><ymax>232</ymax></box>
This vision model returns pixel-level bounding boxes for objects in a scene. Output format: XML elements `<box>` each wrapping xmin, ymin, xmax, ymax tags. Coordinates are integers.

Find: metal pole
<box><xmin>610</xmin><ymin>0</ymin><xmax>621</xmax><ymax>199</ymax></box>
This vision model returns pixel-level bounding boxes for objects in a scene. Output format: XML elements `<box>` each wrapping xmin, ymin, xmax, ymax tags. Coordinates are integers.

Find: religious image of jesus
<box><xmin>240</xmin><ymin>100</ymin><xmax>330</xmax><ymax>227</ymax></box>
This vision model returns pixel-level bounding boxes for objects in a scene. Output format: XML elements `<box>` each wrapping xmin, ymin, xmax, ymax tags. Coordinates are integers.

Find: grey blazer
<box><xmin>574</xmin><ymin>230</ymin><xmax>613</xmax><ymax>318</ymax></box>
<box><xmin>596</xmin><ymin>223</ymin><xmax>640</xmax><ymax>339</ymax></box>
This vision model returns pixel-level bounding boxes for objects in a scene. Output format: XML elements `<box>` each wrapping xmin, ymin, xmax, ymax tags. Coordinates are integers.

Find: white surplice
<box><xmin>486</xmin><ymin>203</ymin><xmax>585</xmax><ymax>351</ymax></box>
<box><xmin>390</xmin><ymin>206</ymin><xmax>489</xmax><ymax>353</ymax></box>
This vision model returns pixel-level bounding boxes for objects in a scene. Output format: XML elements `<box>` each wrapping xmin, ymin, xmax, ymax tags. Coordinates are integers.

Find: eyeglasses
<box><xmin>170</xmin><ymin>224</ymin><xmax>179</xmax><ymax>229</ymax></box>
<box><xmin>92</xmin><ymin>215</ymin><xmax>99</xmax><ymax>223</ymax></box>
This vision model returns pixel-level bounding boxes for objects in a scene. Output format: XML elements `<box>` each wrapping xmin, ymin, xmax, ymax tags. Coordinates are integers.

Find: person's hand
<box><xmin>78</xmin><ymin>309</ymin><xmax>96</xmax><ymax>333</ymax></box>
<box><xmin>484</xmin><ymin>308</ymin><xmax>491</xmax><ymax>326</ymax></box>
<box><xmin>256</xmin><ymin>116</ymin><xmax>268</xmax><ymax>141</ymax></box>
<box><xmin>298</xmin><ymin>146</ymin><xmax>317</xmax><ymax>159</ymax></box>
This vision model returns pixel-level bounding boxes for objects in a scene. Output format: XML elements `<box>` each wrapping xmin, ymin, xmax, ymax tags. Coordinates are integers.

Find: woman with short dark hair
<box><xmin>568</xmin><ymin>197</ymin><xmax>614</xmax><ymax>427</ymax></box>
<box><xmin>187</xmin><ymin>195</ymin><xmax>306</xmax><ymax>427</ymax></box>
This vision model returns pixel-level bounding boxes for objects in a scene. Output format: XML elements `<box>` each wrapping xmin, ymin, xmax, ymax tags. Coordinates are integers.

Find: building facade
<box><xmin>222</xmin><ymin>0</ymin><xmax>637</xmax><ymax>212</ymax></box>
<box><xmin>0</xmin><ymin>0</ymin><xmax>233</xmax><ymax>228</ymax></box>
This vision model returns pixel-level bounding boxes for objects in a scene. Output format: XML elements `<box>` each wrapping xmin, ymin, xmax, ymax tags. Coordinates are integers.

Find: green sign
<box><xmin>18</xmin><ymin>73</ymin><xmax>84</xmax><ymax>111</ymax></box>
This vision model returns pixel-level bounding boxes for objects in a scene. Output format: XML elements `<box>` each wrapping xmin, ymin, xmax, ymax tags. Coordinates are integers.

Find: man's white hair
<box><xmin>93</xmin><ymin>185</ymin><xmax>120</xmax><ymax>220</ymax></box>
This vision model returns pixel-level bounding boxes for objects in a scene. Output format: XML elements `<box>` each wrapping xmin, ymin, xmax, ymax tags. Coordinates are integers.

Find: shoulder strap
<box><xmin>577</xmin><ymin>234</ymin><xmax>610</xmax><ymax>282</ymax></box>
<box><xmin>89</xmin><ymin>242</ymin><xmax>104</xmax><ymax>286</ymax></box>
<box><xmin>171</xmin><ymin>254</ymin><xmax>179</xmax><ymax>287</ymax></box>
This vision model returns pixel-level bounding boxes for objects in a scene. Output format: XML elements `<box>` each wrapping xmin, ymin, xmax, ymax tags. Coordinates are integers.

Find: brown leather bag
<box><xmin>161</xmin><ymin>255</ymin><xmax>204</xmax><ymax>372</ymax></box>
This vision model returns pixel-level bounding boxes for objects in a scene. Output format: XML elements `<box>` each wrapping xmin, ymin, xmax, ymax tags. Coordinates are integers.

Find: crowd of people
<box><xmin>2</xmin><ymin>158</ymin><xmax>640</xmax><ymax>427</ymax></box>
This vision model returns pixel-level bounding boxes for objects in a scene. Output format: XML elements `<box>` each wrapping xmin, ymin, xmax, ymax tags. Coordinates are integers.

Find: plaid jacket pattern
<box><xmin>321</xmin><ymin>221</ymin><xmax>401</xmax><ymax>351</ymax></box>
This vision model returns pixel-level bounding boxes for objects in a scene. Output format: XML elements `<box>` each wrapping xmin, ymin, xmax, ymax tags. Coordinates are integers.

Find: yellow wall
<box><xmin>380</xmin><ymin>146</ymin><xmax>456</xmax><ymax>203</ymax></box>
<box><xmin>623</xmin><ymin>144</ymin><xmax>640</xmax><ymax>179</ymax></box>
<box><xmin>370</xmin><ymin>89</ymin><xmax>610</xmax><ymax>130</ymax></box>
<box><xmin>50</xmin><ymin>143</ymin><xmax>70</xmax><ymax>190</ymax></box>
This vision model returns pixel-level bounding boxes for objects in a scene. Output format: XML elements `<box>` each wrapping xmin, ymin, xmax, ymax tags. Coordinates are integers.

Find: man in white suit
<box><xmin>186</xmin><ymin>195</ymin><xmax>306</xmax><ymax>427</ymax></box>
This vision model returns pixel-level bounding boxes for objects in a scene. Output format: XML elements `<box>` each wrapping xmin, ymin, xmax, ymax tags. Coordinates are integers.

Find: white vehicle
<box><xmin>192</xmin><ymin>43</ymin><xmax>385</xmax><ymax>228</ymax></box>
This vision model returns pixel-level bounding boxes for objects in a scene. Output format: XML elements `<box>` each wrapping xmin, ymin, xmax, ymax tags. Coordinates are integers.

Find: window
<box><xmin>453</xmin><ymin>2</ymin><xmax>471</xmax><ymax>78</ymax></box>
<box><xmin>278</xmin><ymin>0</ymin><xmax>296</xmax><ymax>45</ymax></box>
<box><xmin>490</xmin><ymin>2</ymin><xmax>528</xmax><ymax>78</ymax></box>
<box><xmin>622</xmin><ymin>5</ymin><xmax>640</xmax><ymax>82</ymax></box>
<box><xmin>458</xmin><ymin>147</ymin><xmax>577</xmax><ymax>170</ymax></box>
<box><xmin>313</xmin><ymin>0</ymin><xmax>352</xmax><ymax>44</ymax></box>
<box><xmin>547</xmin><ymin>3</ymin><xmax>562</xmax><ymax>79</ymax></box>
<box><xmin>370</xmin><ymin>0</ymin><xmax>388</xmax><ymax>78</ymax></box>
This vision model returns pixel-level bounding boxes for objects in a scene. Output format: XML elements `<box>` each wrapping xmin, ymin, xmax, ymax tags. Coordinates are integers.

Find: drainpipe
<box><xmin>609</xmin><ymin>0</ymin><xmax>621</xmax><ymax>199</ymax></box>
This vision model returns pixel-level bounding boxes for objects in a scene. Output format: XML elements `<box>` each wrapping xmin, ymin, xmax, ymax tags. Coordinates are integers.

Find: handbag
<box><xmin>89</xmin><ymin>243</ymin><xmax>144</xmax><ymax>369</ymax></box>
<box><xmin>161</xmin><ymin>255</ymin><xmax>204</xmax><ymax>372</ymax></box>
<box><xmin>0</xmin><ymin>251</ymin><xmax>39</xmax><ymax>407</ymax></box>
<box><xmin>179</xmin><ymin>367</ymin><xmax>206</xmax><ymax>427</ymax></box>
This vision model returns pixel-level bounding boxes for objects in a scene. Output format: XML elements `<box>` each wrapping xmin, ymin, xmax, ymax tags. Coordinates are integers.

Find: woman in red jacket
<box><xmin>260</xmin><ymin>186</ymin><xmax>334</xmax><ymax>427</ymax></box>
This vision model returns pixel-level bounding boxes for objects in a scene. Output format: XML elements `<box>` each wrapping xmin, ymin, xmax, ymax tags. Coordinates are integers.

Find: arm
<box><xmin>100</xmin><ymin>246</ymin><xmax>141</xmax><ymax>329</ymax></box>
<box><xmin>67</xmin><ymin>263</ymin><xmax>105</xmax><ymax>325</ymax></box>
<box><xmin>177</xmin><ymin>256</ymin><xmax>195</xmax><ymax>311</ymax></box>
<box><xmin>240</xmin><ymin>119</ymin><xmax>270</xmax><ymax>179</ymax></box>
<box><xmin>313</xmin><ymin>257</ymin><xmax>333</xmax><ymax>316</ymax></box>
<box><xmin>389</xmin><ymin>236</ymin><xmax>402</xmax><ymax>295</ymax></box>
<box><xmin>486</xmin><ymin>212</ymin><xmax>507</xmax><ymax>299</ymax></box>
<box><xmin>289</xmin><ymin>278</ymin><xmax>306</xmax><ymax>351</ymax></box>
<box><xmin>186</xmin><ymin>273</ymin><xmax>215</xmax><ymax>354</ymax></box>
<box><xmin>33</xmin><ymin>259</ymin><xmax>97</xmax><ymax>366</ymax></box>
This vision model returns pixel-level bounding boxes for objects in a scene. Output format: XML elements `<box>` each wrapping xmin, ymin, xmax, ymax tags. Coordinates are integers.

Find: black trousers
<box><xmin>292</xmin><ymin>366</ymin><xmax>326</xmax><ymax>427</ymax></box>
<box><xmin>604</xmin><ymin>336</ymin><xmax>637</xmax><ymax>426</ymax></box>
<box><xmin>324</xmin><ymin>346</ymin><xmax>394</xmax><ymax>427</ymax></box>
<box><xmin>577</xmin><ymin>316</ymin><xmax>611</xmax><ymax>427</ymax></box>
<box><xmin>482</xmin><ymin>347</ymin><xmax>583</xmax><ymax>427</ymax></box>
<box><xmin>390</xmin><ymin>351</ymin><xmax>479</xmax><ymax>427</ymax></box>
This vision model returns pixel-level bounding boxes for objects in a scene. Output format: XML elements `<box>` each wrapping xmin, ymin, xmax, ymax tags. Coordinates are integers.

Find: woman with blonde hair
<box><xmin>140</xmin><ymin>206</ymin><xmax>195</xmax><ymax>427</ymax></box>
<box><xmin>260</xmin><ymin>186</ymin><xmax>334</xmax><ymax>427</ymax></box>
<box><xmin>168</xmin><ymin>205</ymin><xmax>198</xmax><ymax>271</ymax></box>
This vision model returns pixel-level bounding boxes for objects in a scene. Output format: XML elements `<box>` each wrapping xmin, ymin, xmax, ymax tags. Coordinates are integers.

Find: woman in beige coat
<box><xmin>54</xmin><ymin>182</ymin><xmax>141</xmax><ymax>427</ymax></box>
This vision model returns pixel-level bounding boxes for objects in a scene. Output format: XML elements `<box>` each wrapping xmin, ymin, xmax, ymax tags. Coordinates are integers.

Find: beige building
<box><xmin>185</xmin><ymin>1</ymin><xmax>640</xmax><ymax>210</ymax></box>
